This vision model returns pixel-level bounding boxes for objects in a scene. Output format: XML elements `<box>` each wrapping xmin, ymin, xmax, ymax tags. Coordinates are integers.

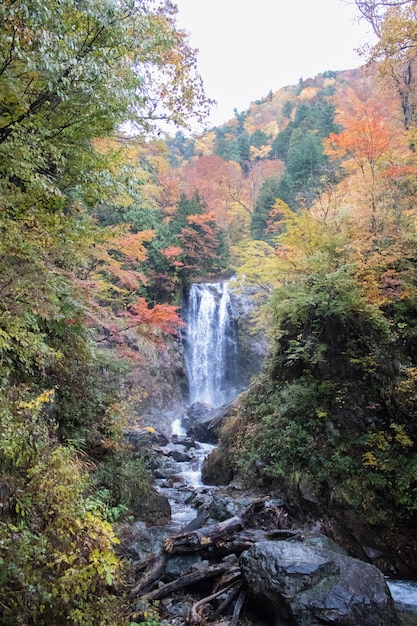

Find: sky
<box><xmin>174</xmin><ymin>0</ymin><xmax>376</xmax><ymax>128</ymax></box>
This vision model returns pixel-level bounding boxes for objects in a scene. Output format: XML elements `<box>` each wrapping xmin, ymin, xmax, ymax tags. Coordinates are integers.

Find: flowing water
<box><xmin>387</xmin><ymin>580</ymin><xmax>417</xmax><ymax>615</ymax></box>
<box><xmin>183</xmin><ymin>282</ymin><xmax>241</xmax><ymax>407</ymax></box>
<box><xmin>157</xmin><ymin>281</ymin><xmax>241</xmax><ymax>528</ymax></box>
<box><xmin>154</xmin><ymin>283</ymin><xmax>417</xmax><ymax>620</ymax></box>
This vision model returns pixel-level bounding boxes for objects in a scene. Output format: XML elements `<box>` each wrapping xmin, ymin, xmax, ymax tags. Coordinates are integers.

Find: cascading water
<box><xmin>157</xmin><ymin>281</ymin><xmax>243</xmax><ymax>529</ymax></box>
<box><xmin>183</xmin><ymin>282</ymin><xmax>241</xmax><ymax>407</ymax></box>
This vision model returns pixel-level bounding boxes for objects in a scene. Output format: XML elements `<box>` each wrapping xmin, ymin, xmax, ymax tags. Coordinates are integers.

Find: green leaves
<box><xmin>0</xmin><ymin>3</ymin><xmax>211</xmax><ymax>622</ymax></box>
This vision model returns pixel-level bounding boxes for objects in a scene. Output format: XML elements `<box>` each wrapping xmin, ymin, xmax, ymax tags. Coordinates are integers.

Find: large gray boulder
<box><xmin>181</xmin><ymin>402</ymin><xmax>213</xmax><ymax>431</ymax></box>
<box><xmin>240</xmin><ymin>539</ymin><xmax>399</xmax><ymax>626</ymax></box>
<box><xmin>188</xmin><ymin>405</ymin><xmax>231</xmax><ymax>443</ymax></box>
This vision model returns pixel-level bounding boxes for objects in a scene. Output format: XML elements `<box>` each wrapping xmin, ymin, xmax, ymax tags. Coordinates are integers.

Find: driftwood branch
<box><xmin>187</xmin><ymin>580</ymin><xmax>241</xmax><ymax>626</ymax></box>
<box><xmin>130</xmin><ymin>553</ymin><xmax>167</xmax><ymax>596</ymax></box>
<box><xmin>209</xmin><ymin>582</ymin><xmax>243</xmax><ymax>621</ymax></box>
<box><xmin>139</xmin><ymin>563</ymin><xmax>237</xmax><ymax>603</ymax></box>
<box><xmin>164</xmin><ymin>516</ymin><xmax>244</xmax><ymax>554</ymax></box>
<box><xmin>230</xmin><ymin>589</ymin><xmax>246</xmax><ymax>626</ymax></box>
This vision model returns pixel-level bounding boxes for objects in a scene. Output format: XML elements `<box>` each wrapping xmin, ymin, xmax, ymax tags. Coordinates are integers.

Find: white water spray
<box><xmin>183</xmin><ymin>282</ymin><xmax>240</xmax><ymax>407</ymax></box>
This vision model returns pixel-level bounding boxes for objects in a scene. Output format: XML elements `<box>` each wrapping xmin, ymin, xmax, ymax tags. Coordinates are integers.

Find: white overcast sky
<box><xmin>174</xmin><ymin>0</ymin><xmax>376</xmax><ymax>128</ymax></box>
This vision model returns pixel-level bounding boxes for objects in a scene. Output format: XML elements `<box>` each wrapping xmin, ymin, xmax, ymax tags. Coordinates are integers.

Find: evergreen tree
<box><xmin>251</xmin><ymin>178</ymin><xmax>282</xmax><ymax>240</ymax></box>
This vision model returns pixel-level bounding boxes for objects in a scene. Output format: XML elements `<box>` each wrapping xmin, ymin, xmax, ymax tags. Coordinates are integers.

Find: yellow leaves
<box><xmin>391</xmin><ymin>423</ymin><xmax>413</xmax><ymax>448</ymax></box>
<box><xmin>194</xmin><ymin>131</ymin><xmax>216</xmax><ymax>156</ymax></box>
<box><xmin>234</xmin><ymin>239</ymin><xmax>280</xmax><ymax>290</ymax></box>
<box><xmin>266</xmin><ymin>198</ymin><xmax>294</xmax><ymax>232</ymax></box>
<box><xmin>18</xmin><ymin>389</ymin><xmax>55</xmax><ymax>410</ymax></box>
<box><xmin>298</xmin><ymin>86</ymin><xmax>318</xmax><ymax>100</ymax></box>
<box><xmin>264</xmin><ymin>120</ymin><xmax>279</xmax><ymax>138</ymax></box>
<box><xmin>363</xmin><ymin>451</ymin><xmax>379</xmax><ymax>468</ymax></box>
<box><xmin>371</xmin><ymin>2</ymin><xmax>417</xmax><ymax>67</ymax></box>
<box><xmin>89</xmin><ymin>548</ymin><xmax>119</xmax><ymax>585</ymax></box>
<box><xmin>250</xmin><ymin>145</ymin><xmax>272</xmax><ymax>161</ymax></box>
<box><xmin>363</xmin><ymin>424</ymin><xmax>413</xmax><ymax>470</ymax></box>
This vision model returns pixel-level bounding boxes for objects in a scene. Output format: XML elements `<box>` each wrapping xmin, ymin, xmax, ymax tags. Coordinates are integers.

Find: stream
<box><xmin>155</xmin><ymin>281</ymin><xmax>239</xmax><ymax>531</ymax></box>
<box><xmin>151</xmin><ymin>280</ymin><xmax>417</xmax><ymax>622</ymax></box>
<box><xmin>183</xmin><ymin>281</ymin><xmax>242</xmax><ymax>407</ymax></box>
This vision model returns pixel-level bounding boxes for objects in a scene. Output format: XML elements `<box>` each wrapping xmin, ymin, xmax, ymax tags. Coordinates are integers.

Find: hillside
<box><xmin>2</xmin><ymin>0</ymin><xmax>417</xmax><ymax>623</ymax></box>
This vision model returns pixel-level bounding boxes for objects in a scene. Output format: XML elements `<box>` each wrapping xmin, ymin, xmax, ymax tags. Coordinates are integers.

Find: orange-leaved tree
<box><xmin>178</xmin><ymin>211</ymin><xmax>227</xmax><ymax>276</ymax></box>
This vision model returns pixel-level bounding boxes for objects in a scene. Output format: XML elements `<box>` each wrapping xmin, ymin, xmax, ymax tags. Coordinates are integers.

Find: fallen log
<box><xmin>130</xmin><ymin>552</ymin><xmax>167</xmax><ymax>596</ymax></box>
<box><xmin>267</xmin><ymin>529</ymin><xmax>304</xmax><ymax>541</ymax></box>
<box><xmin>187</xmin><ymin>579</ymin><xmax>241</xmax><ymax>626</ymax></box>
<box><xmin>209</xmin><ymin>582</ymin><xmax>243</xmax><ymax>622</ymax></box>
<box><xmin>139</xmin><ymin>563</ymin><xmax>239</xmax><ymax>603</ymax></box>
<box><xmin>230</xmin><ymin>589</ymin><xmax>246</xmax><ymax>626</ymax></box>
<box><xmin>164</xmin><ymin>516</ymin><xmax>244</xmax><ymax>554</ymax></box>
<box><xmin>164</xmin><ymin>526</ymin><xmax>305</xmax><ymax>559</ymax></box>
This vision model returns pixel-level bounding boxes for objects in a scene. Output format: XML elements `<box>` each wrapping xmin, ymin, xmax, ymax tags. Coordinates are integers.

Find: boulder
<box><xmin>201</xmin><ymin>445</ymin><xmax>234</xmax><ymax>485</ymax></box>
<box><xmin>137</xmin><ymin>491</ymin><xmax>171</xmax><ymax>526</ymax></box>
<box><xmin>163</xmin><ymin>554</ymin><xmax>209</xmax><ymax>582</ymax></box>
<box><xmin>181</xmin><ymin>402</ymin><xmax>213</xmax><ymax>431</ymax></box>
<box><xmin>116</xmin><ymin>520</ymin><xmax>172</xmax><ymax>561</ymax></box>
<box><xmin>240</xmin><ymin>539</ymin><xmax>399</xmax><ymax>626</ymax></box>
<box><xmin>160</xmin><ymin>442</ymin><xmax>194</xmax><ymax>463</ymax></box>
<box><xmin>187</xmin><ymin>404</ymin><xmax>231</xmax><ymax>444</ymax></box>
<box><xmin>124</xmin><ymin>427</ymin><xmax>169</xmax><ymax>450</ymax></box>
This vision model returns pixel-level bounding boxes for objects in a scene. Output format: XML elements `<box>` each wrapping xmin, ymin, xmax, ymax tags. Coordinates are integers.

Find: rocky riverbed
<box><xmin>117</xmin><ymin>415</ymin><xmax>417</xmax><ymax>626</ymax></box>
<box><xmin>116</xmin><ymin>279</ymin><xmax>417</xmax><ymax>625</ymax></box>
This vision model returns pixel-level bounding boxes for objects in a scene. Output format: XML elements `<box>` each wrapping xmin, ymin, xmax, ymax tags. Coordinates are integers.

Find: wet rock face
<box><xmin>183</xmin><ymin>402</ymin><xmax>231</xmax><ymax>444</ymax></box>
<box><xmin>240</xmin><ymin>540</ymin><xmax>399</xmax><ymax>626</ymax></box>
<box><xmin>229</xmin><ymin>286</ymin><xmax>268</xmax><ymax>386</ymax></box>
<box><xmin>137</xmin><ymin>491</ymin><xmax>172</xmax><ymax>526</ymax></box>
<box><xmin>123</xmin><ymin>334</ymin><xmax>188</xmax><ymax>433</ymax></box>
<box><xmin>201</xmin><ymin>445</ymin><xmax>234</xmax><ymax>485</ymax></box>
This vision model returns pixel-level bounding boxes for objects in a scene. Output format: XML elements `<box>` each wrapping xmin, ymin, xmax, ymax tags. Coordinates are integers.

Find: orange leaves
<box><xmin>179</xmin><ymin>211</ymin><xmax>222</xmax><ymax>270</ymax></box>
<box><xmin>381</xmin><ymin>164</ymin><xmax>417</xmax><ymax>179</ymax></box>
<box><xmin>122</xmin><ymin>297</ymin><xmax>184</xmax><ymax>337</ymax></box>
<box><xmin>158</xmin><ymin>170</ymin><xmax>182</xmax><ymax>218</ymax></box>
<box><xmin>180</xmin><ymin>155</ymin><xmax>241</xmax><ymax>226</ymax></box>
<box><xmin>187</xmin><ymin>211</ymin><xmax>218</xmax><ymax>229</ymax></box>
<box><xmin>107</xmin><ymin>229</ymin><xmax>155</xmax><ymax>263</ymax></box>
<box><xmin>325</xmin><ymin>96</ymin><xmax>390</xmax><ymax>173</ymax></box>
<box><xmin>162</xmin><ymin>245</ymin><xmax>184</xmax><ymax>268</ymax></box>
<box><xmin>102</xmin><ymin>265</ymin><xmax>145</xmax><ymax>291</ymax></box>
<box><xmin>94</xmin><ymin>228</ymin><xmax>154</xmax><ymax>290</ymax></box>
<box><xmin>162</xmin><ymin>245</ymin><xmax>182</xmax><ymax>259</ymax></box>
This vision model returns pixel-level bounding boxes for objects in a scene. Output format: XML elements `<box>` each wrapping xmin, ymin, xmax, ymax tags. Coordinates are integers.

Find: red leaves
<box><xmin>123</xmin><ymin>297</ymin><xmax>184</xmax><ymax>337</ymax></box>
<box><xmin>179</xmin><ymin>211</ymin><xmax>222</xmax><ymax>270</ymax></box>
<box><xmin>324</xmin><ymin>91</ymin><xmax>393</xmax><ymax>174</ymax></box>
<box><xmin>162</xmin><ymin>245</ymin><xmax>182</xmax><ymax>259</ymax></box>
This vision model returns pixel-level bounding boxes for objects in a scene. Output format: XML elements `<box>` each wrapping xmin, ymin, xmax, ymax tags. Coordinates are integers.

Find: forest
<box><xmin>1</xmin><ymin>0</ymin><xmax>417</xmax><ymax>624</ymax></box>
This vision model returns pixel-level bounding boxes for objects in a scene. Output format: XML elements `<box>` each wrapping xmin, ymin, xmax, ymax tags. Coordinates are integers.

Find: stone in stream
<box><xmin>240</xmin><ymin>539</ymin><xmax>399</xmax><ymax>626</ymax></box>
<box><xmin>187</xmin><ymin>404</ymin><xmax>232</xmax><ymax>444</ymax></box>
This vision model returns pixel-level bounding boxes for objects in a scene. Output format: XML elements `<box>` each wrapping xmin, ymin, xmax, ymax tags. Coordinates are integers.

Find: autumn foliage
<box><xmin>4</xmin><ymin>0</ymin><xmax>417</xmax><ymax>621</ymax></box>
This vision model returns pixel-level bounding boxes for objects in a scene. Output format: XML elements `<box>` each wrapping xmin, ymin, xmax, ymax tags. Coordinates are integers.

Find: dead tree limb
<box><xmin>139</xmin><ymin>563</ymin><xmax>238</xmax><ymax>603</ymax></box>
<box><xmin>187</xmin><ymin>580</ymin><xmax>241</xmax><ymax>626</ymax></box>
<box><xmin>130</xmin><ymin>553</ymin><xmax>167</xmax><ymax>596</ymax></box>
<box><xmin>164</xmin><ymin>516</ymin><xmax>244</xmax><ymax>554</ymax></box>
<box><xmin>209</xmin><ymin>583</ymin><xmax>243</xmax><ymax>622</ymax></box>
<box><xmin>230</xmin><ymin>589</ymin><xmax>246</xmax><ymax>626</ymax></box>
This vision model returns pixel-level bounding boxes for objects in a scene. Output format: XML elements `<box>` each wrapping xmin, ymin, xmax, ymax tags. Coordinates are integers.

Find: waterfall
<box><xmin>183</xmin><ymin>282</ymin><xmax>240</xmax><ymax>407</ymax></box>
